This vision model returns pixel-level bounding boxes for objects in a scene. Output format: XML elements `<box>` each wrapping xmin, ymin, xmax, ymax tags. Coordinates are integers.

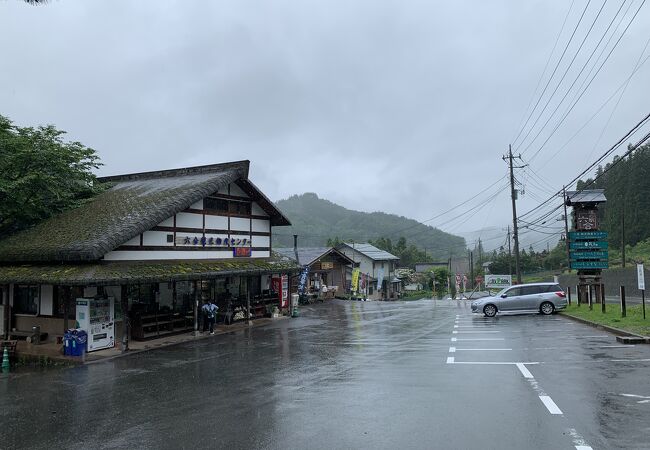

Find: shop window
<box><xmin>13</xmin><ymin>285</ymin><xmax>40</xmax><ymax>315</ymax></box>
<box><xmin>176</xmin><ymin>281</ymin><xmax>195</xmax><ymax>314</ymax></box>
<box><xmin>128</xmin><ymin>284</ymin><xmax>157</xmax><ymax>315</ymax></box>
<box><xmin>53</xmin><ymin>286</ymin><xmax>83</xmax><ymax>319</ymax></box>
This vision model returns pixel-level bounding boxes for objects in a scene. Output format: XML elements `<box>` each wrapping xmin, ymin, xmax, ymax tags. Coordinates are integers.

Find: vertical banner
<box><xmin>376</xmin><ymin>268</ymin><xmax>385</xmax><ymax>291</ymax></box>
<box><xmin>298</xmin><ymin>266</ymin><xmax>310</xmax><ymax>294</ymax></box>
<box><xmin>637</xmin><ymin>263</ymin><xmax>645</xmax><ymax>290</ymax></box>
<box><xmin>352</xmin><ymin>268</ymin><xmax>360</xmax><ymax>293</ymax></box>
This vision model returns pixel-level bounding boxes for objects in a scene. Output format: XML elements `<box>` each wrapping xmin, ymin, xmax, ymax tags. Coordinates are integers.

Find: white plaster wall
<box><xmin>251</xmin><ymin>203</ymin><xmax>268</xmax><ymax>216</ymax></box>
<box><xmin>104</xmin><ymin>250</ymin><xmax>234</xmax><ymax>260</ymax></box>
<box><xmin>190</xmin><ymin>199</ymin><xmax>203</xmax><ymax>209</ymax></box>
<box><xmin>158</xmin><ymin>216</ymin><xmax>174</xmax><ymax>227</ymax></box>
<box><xmin>123</xmin><ymin>235</ymin><xmax>141</xmax><ymax>246</ymax></box>
<box><xmin>252</xmin><ymin>250</ymin><xmax>271</xmax><ymax>258</ymax></box>
<box><xmin>230</xmin><ymin>217</ymin><xmax>250</xmax><ymax>231</ymax></box>
<box><xmin>40</xmin><ymin>285</ymin><xmax>53</xmax><ymax>316</ymax></box>
<box><xmin>251</xmin><ymin>218</ymin><xmax>270</xmax><ymax>233</ymax></box>
<box><xmin>176</xmin><ymin>212</ymin><xmax>203</xmax><ymax>229</ymax></box>
<box><xmin>204</xmin><ymin>233</ymin><xmax>231</xmax><ymax>243</ymax></box>
<box><xmin>229</xmin><ymin>183</ymin><xmax>249</xmax><ymax>198</ymax></box>
<box><xmin>252</xmin><ymin>235</ymin><xmax>270</xmax><ymax>247</ymax></box>
<box><xmin>143</xmin><ymin>231</ymin><xmax>173</xmax><ymax>246</ymax></box>
<box><xmin>205</xmin><ymin>215</ymin><xmax>228</xmax><ymax>230</ymax></box>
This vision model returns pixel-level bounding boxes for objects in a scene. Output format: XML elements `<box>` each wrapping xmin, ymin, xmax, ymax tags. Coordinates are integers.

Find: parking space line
<box><xmin>450</xmin><ymin>337</ymin><xmax>457</xmax><ymax>342</ymax></box>
<box><xmin>451</xmin><ymin>361</ymin><xmax>539</xmax><ymax>365</ymax></box>
<box><xmin>516</xmin><ymin>363</ymin><xmax>533</xmax><ymax>379</ymax></box>
<box><xmin>539</xmin><ymin>395</ymin><xmax>563</xmax><ymax>415</ymax></box>
<box><xmin>575</xmin><ymin>446</ymin><xmax>593</xmax><ymax>450</ymax></box>
<box><xmin>449</xmin><ymin>347</ymin><xmax>456</xmax><ymax>353</ymax></box>
<box><xmin>454</xmin><ymin>338</ymin><xmax>505</xmax><ymax>341</ymax></box>
<box><xmin>455</xmin><ymin>348</ymin><xmax>512</xmax><ymax>351</ymax></box>
<box><xmin>611</xmin><ymin>358</ymin><xmax>650</xmax><ymax>362</ymax></box>
<box><xmin>457</xmin><ymin>330</ymin><xmax>501</xmax><ymax>333</ymax></box>
<box><xmin>446</xmin><ymin>356</ymin><xmax>455</xmax><ymax>364</ymax></box>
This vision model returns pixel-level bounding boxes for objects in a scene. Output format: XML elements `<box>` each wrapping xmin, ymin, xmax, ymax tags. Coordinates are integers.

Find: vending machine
<box><xmin>76</xmin><ymin>297</ymin><xmax>115</xmax><ymax>352</ymax></box>
<box><xmin>272</xmin><ymin>275</ymin><xmax>290</xmax><ymax>309</ymax></box>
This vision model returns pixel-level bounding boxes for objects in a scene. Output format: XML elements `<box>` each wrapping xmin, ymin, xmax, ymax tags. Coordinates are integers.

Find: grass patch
<box><xmin>561</xmin><ymin>303</ymin><xmax>650</xmax><ymax>336</ymax></box>
<box><xmin>401</xmin><ymin>290</ymin><xmax>433</xmax><ymax>301</ymax></box>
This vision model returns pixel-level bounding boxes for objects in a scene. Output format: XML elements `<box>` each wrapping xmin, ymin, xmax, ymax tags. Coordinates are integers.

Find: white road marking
<box><xmin>457</xmin><ymin>330</ymin><xmax>501</xmax><ymax>333</ymax></box>
<box><xmin>611</xmin><ymin>358</ymin><xmax>650</xmax><ymax>362</ymax></box>
<box><xmin>454</xmin><ymin>338</ymin><xmax>505</xmax><ymax>341</ymax></box>
<box><xmin>446</xmin><ymin>356</ymin><xmax>455</xmax><ymax>364</ymax></box>
<box><xmin>620</xmin><ymin>393</ymin><xmax>650</xmax><ymax>403</ymax></box>
<box><xmin>455</xmin><ymin>348</ymin><xmax>512</xmax><ymax>351</ymax></box>
<box><xmin>448</xmin><ymin>347</ymin><xmax>456</xmax><ymax>353</ymax></box>
<box><xmin>575</xmin><ymin>446</ymin><xmax>593</xmax><ymax>450</ymax></box>
<box><xmin>451</xmin><ymin>361</ymin><xmax>539</xmax><ymax>365</ymax></box>
<box><xmin>453</xmin><ymin>325</ymin><xmax>458</xmax><ymax>328</ymax></box>
<box><xmin>599</xmin><ymin>345</ymin><xmax>634</xmax><ymax>348</ymax></box>
<box><xmin>516</xmin><ymin>363</ymin><xmax>533</xmax><ymax>379</ymax></box>
<box><xmin>450</xmin><ymin>337</ymin><xmax>457</xmax><ymax>342</ymax></box>
<box><xmin>539</xmin><ymin>395</ymin><xmax>563</xmax><ymax>415</ymax></box>
<box><xmin>452</xmin><ymin>330</ymin><xmax>458</xmax><ymax>334</ymax></box>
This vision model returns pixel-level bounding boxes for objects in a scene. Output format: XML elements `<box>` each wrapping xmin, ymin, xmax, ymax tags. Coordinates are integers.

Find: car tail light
<box><xmin>555</xmin><ymin>291</ymin><xmax>566</xmax><ymax>298</ymax></box>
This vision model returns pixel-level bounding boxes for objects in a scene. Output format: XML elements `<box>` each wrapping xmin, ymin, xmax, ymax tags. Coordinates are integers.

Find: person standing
<box><xmin>202</xmin><ymin>299</ymin><xmax>218</xmax><ymax>335</ymax></box>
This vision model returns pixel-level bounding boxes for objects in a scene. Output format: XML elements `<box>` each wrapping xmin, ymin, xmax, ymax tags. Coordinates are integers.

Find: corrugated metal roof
<box><xmin>339</xmin><ymin>243</ymin><xmax>399</xmax><ymax>261</ymax></box>
<box><xmin>274</xmin><ymin>247</ymin><xmax>354</xmax><ymax>266</ymax></box>
<box><xmin>565</xmin><ymin>189</ymin><xmax>606</xmax><ymax>205</ymax></box>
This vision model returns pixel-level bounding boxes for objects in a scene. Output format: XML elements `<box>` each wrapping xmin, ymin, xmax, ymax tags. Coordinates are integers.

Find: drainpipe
<box><xmin>293</xmin><ymin>234</ymin><xmax>299</xmax><ymax>264</ymax></box>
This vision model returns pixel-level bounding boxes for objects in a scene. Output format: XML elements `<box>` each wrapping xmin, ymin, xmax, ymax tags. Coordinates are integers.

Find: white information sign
<box><xmin>637</xmin><ymin>264</ymin><xmax>645</xmax><ymax>290</ymax></box>
<box><xmin>485</xmin><ymin>274</ymin><xmax>512</xmax><ymax>289</ymax></box>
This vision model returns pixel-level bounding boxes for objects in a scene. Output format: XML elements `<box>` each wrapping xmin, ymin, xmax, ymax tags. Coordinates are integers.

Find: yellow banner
<box><xmin>351</xmin><ymin>268</ymin><xmax>360</xmax><ymax>292</ymax></box>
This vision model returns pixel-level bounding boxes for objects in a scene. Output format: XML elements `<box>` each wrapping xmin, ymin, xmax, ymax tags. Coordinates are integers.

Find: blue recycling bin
<box><xmin>63</xmin><ymin>330</ymin><xmax>73</xmax><ymax>356</ymax></box>
<box><xmin>70</xmin><ymin>329</ymin><xmax>87</xmax><ymax>357</ymax></box>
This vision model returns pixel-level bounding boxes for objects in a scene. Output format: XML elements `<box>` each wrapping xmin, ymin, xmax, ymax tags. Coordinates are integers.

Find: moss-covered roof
<box><xmin>0</xmin><ymin>257</ymin><xmax>301</xmax><ymax>286</ymax></box>
<box><xmin>0</xmin><ymin>160</ymin><xmax>292</xmax><ymax>263</ymax></box>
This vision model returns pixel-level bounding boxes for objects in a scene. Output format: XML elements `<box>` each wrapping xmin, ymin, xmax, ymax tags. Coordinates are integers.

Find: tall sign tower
<box><xmin>565</xmin><ymin>189</ymin><xmax>608</xmax><ymax>305</ymax></box>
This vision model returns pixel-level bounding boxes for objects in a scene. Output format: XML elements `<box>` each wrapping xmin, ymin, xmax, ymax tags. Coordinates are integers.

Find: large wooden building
<box><xmin>0</xmin><ymin>160</ymin><xmax>300</xmax><ymax>349</ymax></box>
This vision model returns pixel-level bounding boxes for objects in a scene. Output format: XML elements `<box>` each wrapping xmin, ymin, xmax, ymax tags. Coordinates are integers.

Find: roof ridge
<box><xmin>98</xmin><ymin>160</ymin><xmax>250</xmax><ymax>183</ymax></box>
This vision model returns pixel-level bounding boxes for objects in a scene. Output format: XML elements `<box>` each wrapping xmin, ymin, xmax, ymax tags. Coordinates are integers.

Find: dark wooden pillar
<box><xmin>120</xmin><ymin>284</ymin><xmax>130</xmax><ymax>352</ymax></box>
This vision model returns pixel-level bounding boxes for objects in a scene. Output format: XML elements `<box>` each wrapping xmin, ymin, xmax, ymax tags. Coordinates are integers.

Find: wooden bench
<box><xmin>1</xmin><ymin>340</ymin><xmax>17</xmax><ymax>363</ymax></box>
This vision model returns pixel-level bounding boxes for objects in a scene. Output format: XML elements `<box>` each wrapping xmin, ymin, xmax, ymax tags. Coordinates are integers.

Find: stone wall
<box><xmin>558</xmin><ymin>267</ymin><xmax>649</xmax><ymax>297</ymax></box>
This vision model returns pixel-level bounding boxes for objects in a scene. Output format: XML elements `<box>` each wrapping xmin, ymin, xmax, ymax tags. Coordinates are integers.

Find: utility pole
<box><xmin>469</xmin><ymin>251</ymin><xmax>474</xmax><ymax>290</ymax></box>
<box><xmin>563</xmin><ymin>187</ymin><xmax>570</xmax><ymax>272</ymax></box>
<box><xmin>621</xmin><ymin>202</ymin><xmax>626</xmax><ymax>268</ymax></box>
<box><xmin>504</xmin><ymin>145</ymin><xmax>523</xmax><ymax>284</ymax></box>
<box><xmin>507</xmin><ymin>225</ymin><xmax>512</xmax><ymax>276</ymax></box>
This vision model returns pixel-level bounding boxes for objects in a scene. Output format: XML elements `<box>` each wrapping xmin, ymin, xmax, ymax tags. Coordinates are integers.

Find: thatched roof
<box><xmin>0</xmin><ymin>160</ymin><xmax>290</xmax><ymax>263</ymax></box>
<box><xmin>0</xmin><ymin>256</ymin><xmax>300</xmax><ymax>286</ymax></box>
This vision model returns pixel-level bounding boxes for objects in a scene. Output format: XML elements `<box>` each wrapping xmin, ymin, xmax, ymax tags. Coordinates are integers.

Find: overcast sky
<box><xmin>2</xmin><ymin>0</ymin><xmax>649</xmax><ymax>247</ymax></box>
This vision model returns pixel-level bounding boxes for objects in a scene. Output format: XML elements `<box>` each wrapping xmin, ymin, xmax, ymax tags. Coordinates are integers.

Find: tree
<box><xmin>0</xmin><ymin>115</ymin><xmax>104</xmax><ymax>237</ymax></box>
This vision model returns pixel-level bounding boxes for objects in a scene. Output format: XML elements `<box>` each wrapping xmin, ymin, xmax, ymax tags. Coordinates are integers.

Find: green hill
<box><xmin>272</xmin><ymin>193</ymin><xmax>467</xmax><ymax>260</ymax></box>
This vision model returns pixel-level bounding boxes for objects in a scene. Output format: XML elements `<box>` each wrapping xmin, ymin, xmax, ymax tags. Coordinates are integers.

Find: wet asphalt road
<box><xmin>2</xmin><ymin>299</ymin><xmax>650</xmax><ymax>450</ymax></box>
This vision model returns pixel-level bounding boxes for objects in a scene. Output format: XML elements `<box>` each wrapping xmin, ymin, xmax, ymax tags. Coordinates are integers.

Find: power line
<box><xmin>523</xmin><ymin>0</ymin><xmax>647</xmax><ymax>163</ymax></box>
<box><xmin>516</xmin><ymin>0</ymin><xmax>613</xmax><ymax>154</ymax></box>
<box><xmin>511</xmin><ymin>0</ymin><xmax>594</xmax><ymax>148</ymax></box>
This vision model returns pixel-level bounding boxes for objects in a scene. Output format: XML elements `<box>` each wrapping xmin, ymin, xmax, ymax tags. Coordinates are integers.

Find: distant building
<box><xmin>274</xmin><ymin>247</ymin><xmax>354</xmax><ymax>298</ymax></box>
<box><xmin>336</xmin><ymin>243</ymin><xmax>400</xmax><ymax>300</ymax></box>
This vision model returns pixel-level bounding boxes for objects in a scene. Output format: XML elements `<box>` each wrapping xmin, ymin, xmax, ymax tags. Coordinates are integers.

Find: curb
<box><xmin>560</xmin><ymin>312</ymin><xmax>650</xmax><ymax>344</ymax></box>
<box><xmin>81</xmin><ymin>316</ymin><xmax>290</xmax><ymax>365</ymax></box>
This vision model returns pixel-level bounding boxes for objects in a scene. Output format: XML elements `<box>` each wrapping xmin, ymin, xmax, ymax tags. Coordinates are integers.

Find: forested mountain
<box><xmin>272</xmin><ymin>193</ymin><xmax>467</xmax><ymax>260</ymax></box>
<box><xmin>577</xmin><ymin>143</ymin><xmax>650</xmax><ymax>249</ymax></box>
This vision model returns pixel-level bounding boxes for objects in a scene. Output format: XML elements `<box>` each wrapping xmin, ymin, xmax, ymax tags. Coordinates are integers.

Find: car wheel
<box><xmin>540</xmin><ymin>301</ymin><xmax>554</xmax><ymax>315</ymax></box>
<box><xmin>483</xmin><ymin>304</ymin><xmax>497</xmax><ymax>317</ymax></box>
